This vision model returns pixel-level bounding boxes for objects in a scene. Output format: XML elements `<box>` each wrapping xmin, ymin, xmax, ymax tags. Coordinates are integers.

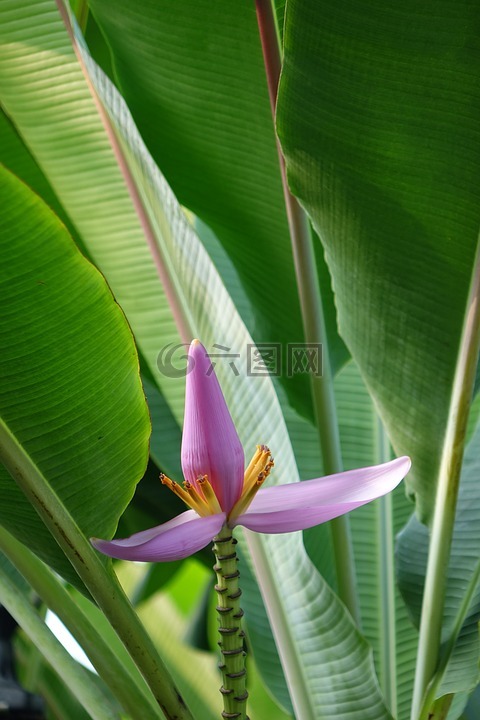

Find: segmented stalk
<box><xmin>213</xmin><ymin>526</ymin><xmax>248</xmax><ymax>720</ymax></box>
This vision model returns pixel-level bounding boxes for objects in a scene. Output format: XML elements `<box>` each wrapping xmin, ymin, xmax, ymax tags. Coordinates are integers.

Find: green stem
<box><xmin>213</xmin><ymin>525</ymin><xmax>248</xmax><ymax>720</ymax></box>
<box><xmin>411</xmin><ymin>233</ymin><xmax>480</xmax><ymax>719</ymax></box>
<box><xmin>376</xmin><ymin>421</ymin><xmax>397</xmax><ymax>715</ymax></box>
<box><xmin>0</xmin><ymin>563</ymin><xmax>119</xmax><ymax>720</ymax></box>
<box><xmin>0</xmin><ymin>526</ymin><xmax>162</xmax><ymax>720</ymax></box>
<box><xmin>0</xmin><ymin>418</ymin><xmax>194</xmax><ymax>720</ymax></box>
<box><xmin>254</xmin><ymin>0</ymin><xmax>359</xmax><ymax>623</ymax></box>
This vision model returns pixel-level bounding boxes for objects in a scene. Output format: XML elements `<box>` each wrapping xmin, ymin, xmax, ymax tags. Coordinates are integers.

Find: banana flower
<box><xmin>93</xmin><ymin>340</ymin><xmax>410</xmax><ymax>562</ymax></box>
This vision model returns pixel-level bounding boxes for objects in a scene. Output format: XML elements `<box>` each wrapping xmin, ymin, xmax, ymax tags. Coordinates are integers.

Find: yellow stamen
<box><xmin>160</xmin><ymin>473</ymin><xmax>196</xmax><ymax>509</ymax></box>
<box><xmin>230</xmin><ymin>472</ymin><xmax>268</xmax><ymax>520</ymax></box>
<box><xmin>198</xmin><ymin>475</ymin><xmax>223</xmax><ymax>514</ymax></box>
<box><xmin>160</xmin><ymin>444</ymin><xmax>275</xmax><ymax>522</ymax></box>
<box><xmin>242</xmin><ymin>445</ymin><xmax>274</xmax><ymax>494</ymax></box>
<box><xmin>243</xmin><ymin>445</ymin><xmax>263</xmax><ymax>484</ymax></box>
<box><xmin>160</xmin><ymin>472</ymin><xmax>223</xmax><ymax>517</ymax></box>
<box><xmin>229</xmin><ymin>446</ymin><xmax>274</xmax><ymax>520</ymax></box>
<box><xmin>184</xmin><ymin>481</ymin><xmax>212</xmax><ymax>516</ymax></box>
<box><xmin>160</xmin><ymin>473</ymin><xmax>210</xmax><ymax>516</ymax></box>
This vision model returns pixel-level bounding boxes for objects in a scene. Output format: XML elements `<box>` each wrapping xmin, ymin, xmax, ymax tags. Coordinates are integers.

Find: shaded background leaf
<box><xmin>397</xmin><ymin>419</ymin><xmax>480</xmax><ymax>703</ymax></box>
<box><xmin>277</xmin><ymin>0</ymin><xmax>480</xmax><ymax>523</ymax></box>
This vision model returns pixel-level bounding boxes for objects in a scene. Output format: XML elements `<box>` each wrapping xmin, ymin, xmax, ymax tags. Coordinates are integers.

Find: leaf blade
<box><xmin>276</xmin><ymin>0</ymin><xmax>480</xmax><ymax>522</ymax></box>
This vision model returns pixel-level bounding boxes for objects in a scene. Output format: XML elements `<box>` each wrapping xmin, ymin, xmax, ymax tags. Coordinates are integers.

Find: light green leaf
<box><xmin>87</xmin><ymin>0</ymin><xmax>348</xmax><ymax>422</ymax></box>
<box><xmin>75</xmin><ymin>8</ymin><xmax>391</xmax><ymax>718</ymax></box>
<box><xmin>115</xmin><ymin>562</ymin><xmax>219</xmax><ymax>720</ymax></box>
<box><xmin>15</xmin><ymin>637</ymin><xmax>94</xmax><ymax>720</ymax></box>
<box><xmin>1</xmin><ymin>3</ymin><xmax>392</xmax><ymax>716</ymax></box>
<box><xmin>0</xmin><ymin>526</ymin><xmax>162</xmax><ymax>720</ymax></box>
<box><xmin>0</xmin><ymin>109</ymin><xmax>77</xmax><ymax>241</ymax></box>
<box><xmin>277</xmin><ymin>0</ymin><xmax>480</xmax><ymax>522</ymax></box>
<box><xmin>0</xmin><ymin>165</ymin><xmax>150</xmax><ymax>586</ymax></box>
<box><xmin>0</xmin><ymin>0</ymin><xmax>185</xmax><ymax>424</ymax></box>
<box><xmin>85</xmin><ymin>4</ymin><xmax>388</xmax><ymax>718</ymax></box>
<box><xmin>463</xmin><ymin>685</ymin><xmax>480</xmax><ymax>719</ymax></box>
<box><xmin>79</xmin><ymin>35</ymin><xmax>392</xmax><ymax>720</ymax></box>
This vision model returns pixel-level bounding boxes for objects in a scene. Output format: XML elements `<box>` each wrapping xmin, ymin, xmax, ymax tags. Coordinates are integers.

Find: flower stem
<box><xmin>411</xmin><ymin>232</ymin><xmax>480</xmax><ymax>719</ymax></box>
<box><xmin>213</xmin><ymin>526</ymin><xmax>248</xmax><ymax>720</ymax></box>
<box><xmin>254</xmin><ymin>0</ymin><xmax>359</xmax><ymax>623</ymax></box>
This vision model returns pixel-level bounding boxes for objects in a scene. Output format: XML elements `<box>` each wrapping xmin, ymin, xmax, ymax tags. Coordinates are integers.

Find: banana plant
<box><xmin>0</xmin><ymin>1</ymin><xmax>479</xmax><ymax>719</ymax></box>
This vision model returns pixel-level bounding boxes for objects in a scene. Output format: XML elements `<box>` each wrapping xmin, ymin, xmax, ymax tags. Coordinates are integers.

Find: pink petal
<box><xmin>181</xmin><ymin>340</ymin><xmax>244</xmax><ymax>513</ymax></box>
<box><xmin>233</xmin><ymin>502</ymin><xmax>362</xmax><ymax>533</ymax></box>
<box><xmin>231</xmin><ymin>456</ymin><xmax>410</xmax><ymax>533</ymax></box>
<box><xmin>92</xmin><ymin>510</ymin><xmax>226</xmax><ymax>562</ymax></box>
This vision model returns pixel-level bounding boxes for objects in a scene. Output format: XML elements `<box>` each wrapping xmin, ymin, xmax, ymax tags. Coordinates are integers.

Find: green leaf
<box><xmin>397</xmin><ymin>419</ymin><xmax>480</xmax><ymax>700</ymax></box>
<box><xmin>0</xmin><ymin>165</ymin><xmax>150</xmax><ymax>586</ymax></box>
<box><xmin>72</xmin><ymin>10</ymin><xmax>390</xmax><ymax>718</ymax></box>
<box><xmin>0</xmin><ymin>109</ymin><xmax>77</xmax><ymax>242</ymax></box>
<box><xmin>335</xmin><ymin>363</ymin><xmax>417</xmax><ymax>720</ymax></box>
<box><xmin>0</xmin><ymin>0</ymin><xmax>185</xmax><ymax>425</ymax></box>
<box><xmin>1</xmin><ymin>3</ymin><xmax>392</xmax><ymax>716</ymax></box>
<box><xmin>87</xmin><ymin>0</ymin><xmax>348</xmax><ymax>421</ymax></box>
<box><xmin>277</xmin><ymin>0</ymin><xmax>480</xmax><ymax>523</ymax></box>
<box><xmin>293</xmin><ymin>360</ymin><xmax>418</xmax><ymax>720</ymax></box>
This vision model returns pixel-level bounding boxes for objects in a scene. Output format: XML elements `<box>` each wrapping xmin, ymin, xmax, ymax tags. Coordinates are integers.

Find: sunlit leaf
<box><xmin>0</xmin><ymin>165</ymin><xmax>150</xmax><ymax>586</ymax></box>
